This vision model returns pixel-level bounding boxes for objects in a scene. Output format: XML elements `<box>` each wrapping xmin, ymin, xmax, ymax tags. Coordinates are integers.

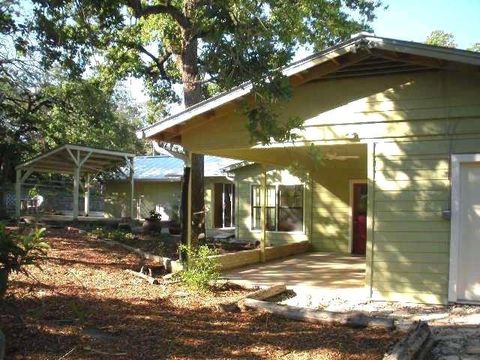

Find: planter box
<box><xmin>211</xmin><ymin>241</ymin><xmax>311</xmax><ymax>271</ymax></box>
<box><xmin>211</xmin><ymin>249</ymin><xmax>261</xmax><ymax>271</ymax></box>
<box><xmin>265</xmin><ymin>241</ymin><xmax>311</xmax><ymax>262</ymax></box>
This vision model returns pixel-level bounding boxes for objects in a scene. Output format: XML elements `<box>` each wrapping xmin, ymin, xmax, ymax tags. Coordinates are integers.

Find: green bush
<box><xmin>0</xmin><ymin>225</ymin><xmax>49</xmax><ymax>298</ymax></box>
<box><xmin>89</xmin><ymin>228</ymin><xmax>135</xmax><ymax>243</ymax></box>
<box><xmin>178</xmin><ymin>245</ymin><xmax>219</xmax><ymax>291</ymax></box>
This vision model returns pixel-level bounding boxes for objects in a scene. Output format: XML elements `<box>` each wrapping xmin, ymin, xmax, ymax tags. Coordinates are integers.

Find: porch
<box><xmin>224</xmin><ymin>252</ymin><xmax>368</xmax><ymax>306</ymax></box>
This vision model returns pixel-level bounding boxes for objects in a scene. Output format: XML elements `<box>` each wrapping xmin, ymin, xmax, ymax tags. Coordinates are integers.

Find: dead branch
<box><xmin>125</xmin><ymin>269</ymin><xmax>159</xmax><ymax>285</ymax></box>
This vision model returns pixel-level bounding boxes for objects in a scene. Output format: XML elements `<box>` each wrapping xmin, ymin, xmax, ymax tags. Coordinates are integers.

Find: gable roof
<box><xmin>137</xmin><ymin>33</ymin><xmax>480</xmax><ymax>141</ymax></box>
<box><xmin>16</xmin><ymin>144</ymin><xmax>135</xmax><ymax>175</ymax></box>
<box><xmin>114</xmin><ymin>155</ymin><xmax>240</xmax><ymax>181</ymax></box>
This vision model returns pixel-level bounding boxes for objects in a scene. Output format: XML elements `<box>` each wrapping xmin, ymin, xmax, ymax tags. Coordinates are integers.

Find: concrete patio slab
<box><xmin>223</xmin><ymin>252</ymin><xmax>368</xmax><ymax>307</ymax></box>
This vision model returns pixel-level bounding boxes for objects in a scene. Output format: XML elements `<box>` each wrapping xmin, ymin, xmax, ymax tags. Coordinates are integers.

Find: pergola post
<box><xmin>84</xmin><ymin>174</ymin><xmax>90</xmax><ymax>217</ymax></box>
<box><xmin>129</xmin><ymin>157</ymin><xmax>135</xmax><ymax>219</ymax></box>
<box><xmin>73</xmin><ymin>166</ymin><xmax>80</xmax><ymax>220</ymax></box>
<box><xmin>260</xmin><ymin>164</ymin><xmax>267</xmax><ymax>263</ymax></box>
<box><xmin>15</xmin><ymin>169</ymin><xmax>21</xmax><ymax>217</ymax></box>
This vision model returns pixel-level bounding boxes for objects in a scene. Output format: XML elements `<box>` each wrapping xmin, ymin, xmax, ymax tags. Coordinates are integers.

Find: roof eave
<box><xmin>138</xmin><ymin>35</ymin><xmax>480</xmax><ymax>141</ymax></box>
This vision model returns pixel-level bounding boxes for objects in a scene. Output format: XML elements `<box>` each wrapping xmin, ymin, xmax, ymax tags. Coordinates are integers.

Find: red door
<box><xmin>352</xmin><ymin>183</ymin><xmax>368</xmax><ymax>255</ymax></box>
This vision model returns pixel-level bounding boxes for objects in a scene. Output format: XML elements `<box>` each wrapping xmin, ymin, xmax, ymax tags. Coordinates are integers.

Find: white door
<box><xmin>458</xmin><ymin>163</ymin><xmax>480</xmax><ymax>302</ymax></box>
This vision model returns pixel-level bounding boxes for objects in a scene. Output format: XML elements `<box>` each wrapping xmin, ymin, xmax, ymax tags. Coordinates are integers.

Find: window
<box><xmin>251</xmin><ymin>185</ymin><xmax>276</xmax><ymax>230</ymax></box>
<box><xmin>251</xmin><ymin>184</ymin><xmax>304</xmax><ymax>232</ymax></box>
<box><xmin>214</xmin><ymin>183</ymin><xmax>235</xmax><ymax>228</ymax></box>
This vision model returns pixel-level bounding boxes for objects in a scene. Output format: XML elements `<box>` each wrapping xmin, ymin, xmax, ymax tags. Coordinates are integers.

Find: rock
<box><xmin>466</xmin><ymin>345</ymin><xmax>480</xmax><ymax>355</ymax></box>
<box><xmin>118</xmin><ymin>223</ymin><xmax>132</xmax><ymax>232</ymax></box>
<box><xmin>173</xmin><ymin>291</ymin><xmax>188</xmax><ymax>298</ymax></box>
<box><xmin>438</xmin><ymin>356</ymin><xmax>460</xmax><ymax>360</ymax></box>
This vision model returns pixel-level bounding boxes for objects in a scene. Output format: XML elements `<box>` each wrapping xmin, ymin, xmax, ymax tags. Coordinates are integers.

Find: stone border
<box><xmin>383</xmin><ymin>321</ymin><xmax>434</xmax><ymax>360</ymax></box>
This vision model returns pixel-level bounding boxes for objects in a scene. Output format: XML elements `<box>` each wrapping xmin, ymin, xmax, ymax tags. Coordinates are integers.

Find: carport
<box><xmin>15</xmin><ymin>144</ymin><xmax>136</xmax><ymax>220</ymax></box>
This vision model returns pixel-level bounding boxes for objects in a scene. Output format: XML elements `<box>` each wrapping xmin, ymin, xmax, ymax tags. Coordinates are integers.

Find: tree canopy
<box><xmin>0</xmin><ymin>4</ymin><xmax>146</xmax><ymax>216</ymax></box>
<box><xmin>30</xmin><ymin>0</ymin><xmax>382</xmax><ymax>144</ymax></box>
<box><xmin>425</xmin><ymin>30</ymin><xmax>479</xmax><ymax>52</ymax></box>
<box><xmin>425</xmin><ymin>30</ymin><xmax>457</xmax><ymax>48</ymax></box>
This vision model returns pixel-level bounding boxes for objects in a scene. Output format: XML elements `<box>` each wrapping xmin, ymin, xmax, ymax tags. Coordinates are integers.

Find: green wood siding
<box><xmin>372</xmin><ymin>137</ymin><xmax>480</xmax><ymax>304</ymax></box>
<box><xmin>105</xmin><ymin>181</ymin><xmax>181</xmax><ymax>219</ymax></box>
<box><xmin>310</xmin><ymin>165</ymin><xmax>366</xmax><ymax>252</ymax></box>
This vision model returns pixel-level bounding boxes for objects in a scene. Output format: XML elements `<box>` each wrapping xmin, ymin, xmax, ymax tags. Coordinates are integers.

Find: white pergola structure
<box><xmin>15</xmin><ymin>144</ymin><xmax>136</xmax><ymax>220</ymax></box>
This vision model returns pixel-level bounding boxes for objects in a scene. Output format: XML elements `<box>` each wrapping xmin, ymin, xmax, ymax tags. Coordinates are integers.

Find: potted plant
<box><xmin>168</xmin><ymin>204</ymin><xmax>181</xmax><ymax>235</ymax></box>
<box><xmin>142</xmin><ymin>209</ymin><xmax>162</xmax><ymax>232</ymax></box>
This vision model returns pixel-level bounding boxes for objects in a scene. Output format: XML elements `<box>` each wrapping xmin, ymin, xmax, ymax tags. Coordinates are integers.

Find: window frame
<box><xmin>250</xmin><ymin>183</ymin><xmax>305</xmax><ymax>234</ymax></box>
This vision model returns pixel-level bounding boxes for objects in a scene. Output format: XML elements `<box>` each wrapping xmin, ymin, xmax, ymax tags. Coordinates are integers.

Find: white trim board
<box><xmin>448</xmin><ymin>153</ymin><xmax>480</xmax><ymax>303</ymax></box>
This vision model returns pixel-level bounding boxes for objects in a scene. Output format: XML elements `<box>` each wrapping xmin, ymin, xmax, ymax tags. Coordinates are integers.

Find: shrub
<box><xmin>89</xmin><ymin>228</ymin><xmax>135</xmax><ymax>243</ymax></box>
<box><xmin>178</xmin><ymin>245</ymin><xmax>219</xmax><ymax>291</ymax></box>
<box><xmin>0</xmin><ymin>225</ymin><xmax>49</xmax><ymax>298</ymax></box>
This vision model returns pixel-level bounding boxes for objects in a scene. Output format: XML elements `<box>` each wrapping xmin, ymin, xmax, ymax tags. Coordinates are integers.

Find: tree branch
<box><xmin>137</xmin><ymin>45</ymin><xmax>172</xmax><ymax>81</ymax></box>
<box><xmin>126</xmin><ymin>0</ymin><xmax>191</xmax><ymax>30</ymax></box>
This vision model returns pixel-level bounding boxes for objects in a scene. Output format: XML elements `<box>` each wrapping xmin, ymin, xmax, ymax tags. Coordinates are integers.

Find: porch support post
<box><xmin>73</xmin><ymin>166</ymin><xmax>80</xmax><ymax>220</ymax></box>
<box><xmin>129</xmin><ymin>157</ymin><xmax>135</xmax><ymax>220</ymax></box>
<box><xmin>15</xmin><ymin>169</ymin><xmax>21</xmax><ymax>217</ymax></box>
<box><xmin>84</xmin><ymin>174</ymin><xmax>90</xmax><ymax>217</ymax></box>
<box><xmin>365</xmin><ymin>142</ymin><xmax>376</xmax><ymax>298</ymax></box>
<box><xmin>260</xmin><ymin>164</ymin><xmax>267</xmax><ymax>263</ymax></box>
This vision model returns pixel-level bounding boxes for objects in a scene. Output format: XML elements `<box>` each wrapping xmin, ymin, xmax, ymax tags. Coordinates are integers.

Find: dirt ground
<box><xmin>1</xmin><ymin>228</ymin><xmax>397</xmax><ymax>359</ymax></box>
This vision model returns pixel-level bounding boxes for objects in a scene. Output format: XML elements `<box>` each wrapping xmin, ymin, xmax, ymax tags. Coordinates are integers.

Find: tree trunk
<box><xmin>0</xmin><ymin>156</ymin><xmax>9</xmax><ymax>218</ymax></box>
<box><xmin>180</xmin><ymin>1</ymin><xmax>205</xmax><ymax>249</ymax></box>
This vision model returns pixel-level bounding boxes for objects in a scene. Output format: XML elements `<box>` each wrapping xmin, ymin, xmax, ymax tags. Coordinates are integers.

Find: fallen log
<box><xmin>215</xmin><ymin>283</ymin><xmax>287</xmax><ymax>313</ymax></box>
<box><xmin>96</xmin><ymin>238</ymin><xmax>174</xmax><ymax>272</ymax></box>
<box><xmin>383</xmin><ymin>321</ymin><xmax>433</xmax><ymax>360</ymax></box>
<box><xmin>244</xmin><ymin>299</ymin><xmax>395</xmax><ymax>330</ymax></box>
<box><xmin>125</xmin><ymin>269</ymin><xmax>159</xmax><ymax>285</ymax></box>
<box><xmin>246</xmin><ymin>284</ymin><xmax>287</xmax><ymax>301</ymax></box>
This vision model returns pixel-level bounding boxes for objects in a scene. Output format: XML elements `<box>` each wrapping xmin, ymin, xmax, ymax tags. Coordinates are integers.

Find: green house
<box><xmin>138</xmin><ymin>34</ymin><xmax>480</xmax><ymax>305</ymax></box>
<box><xmin>105</xmin><ymin>155</ymin><xmax>238</xmax><ymax>233</ymax></box>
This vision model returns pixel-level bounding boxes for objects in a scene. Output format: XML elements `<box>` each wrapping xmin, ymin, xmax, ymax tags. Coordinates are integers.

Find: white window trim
<box><xmin>249</xmin><ymin>183</ymin><xmax>306</xmax><ymax>234</ymax></box>
<box><xmin>349</xmin><ymin>179</ymin><xmax>368</xmax><ymax>254</ymax></box>
<box><xmin>449</xmin><ymin>153</ymin><xmax>480</xmax><ymax>302</ymax></box>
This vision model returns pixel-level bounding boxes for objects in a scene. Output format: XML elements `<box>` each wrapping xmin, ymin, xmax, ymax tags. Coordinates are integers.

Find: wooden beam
<box><xmin>15</xmin><ymin>146</ymin><xmax>66</xmax><ymax>170</ymax></box>
<box><xmin>20</xmin><ymin>168</ymin><xmax>34</xmax><ymax>183</ymax></box>
<box><xmin>66</xmin><ymin>148</ymin><xmax>79</xmax><ymax>166</ymax></box>
<box><xmin>372</xmin><ymin>49</ymin><xmax>458</xmax><ymax>70</ymax></box>
<box><xmin>79</xmin><ymin>151</ymin><xmax>93</xmax><ymax>167</ymax></box>
<box><xmin>290</xmin><ymin>51</ymin><xmax>372</xmax><ymax>86</ymax></box>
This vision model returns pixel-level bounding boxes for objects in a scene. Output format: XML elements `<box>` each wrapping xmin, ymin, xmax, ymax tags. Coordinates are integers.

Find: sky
<box><xmin>372</xmin><ymin>0</ymin><xmax>480</xmax><ymax>49</ymax></box>
<box><xmin>129</xmin><ymin>0</ymin><xmax>480</xmax><ymax>111</ymax></box>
